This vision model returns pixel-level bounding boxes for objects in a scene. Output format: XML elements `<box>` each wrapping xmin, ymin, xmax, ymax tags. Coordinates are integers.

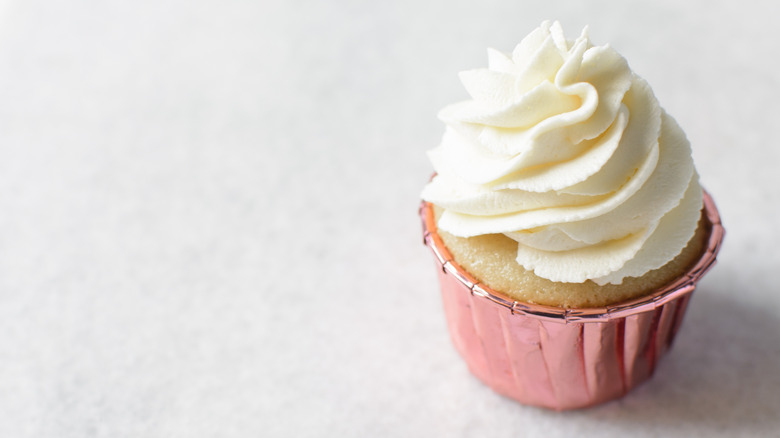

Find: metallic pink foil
<box><xmin>421</xmin><ymin>192</ymin><xmax>724</xmax><ymax>410</ymax></box>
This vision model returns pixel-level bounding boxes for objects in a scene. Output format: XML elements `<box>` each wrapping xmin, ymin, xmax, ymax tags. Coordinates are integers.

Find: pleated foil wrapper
<box><xmin>420</xmin><ymin>192</ymin><xmax>724</xmax><ymax>410</ymax></box>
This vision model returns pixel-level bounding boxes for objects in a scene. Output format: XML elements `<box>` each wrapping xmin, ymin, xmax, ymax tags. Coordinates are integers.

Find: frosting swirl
<box><xmin>421</xmin><ymin>21</ymin><xmax>702</xmax><ymax>285</ymax></box>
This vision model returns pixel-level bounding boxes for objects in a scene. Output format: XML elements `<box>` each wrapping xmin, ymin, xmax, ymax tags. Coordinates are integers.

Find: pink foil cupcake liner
<box><xmin>420</xmin><ymin>192</ymin><xmax>724</xmax><ymax>410</ymax></box>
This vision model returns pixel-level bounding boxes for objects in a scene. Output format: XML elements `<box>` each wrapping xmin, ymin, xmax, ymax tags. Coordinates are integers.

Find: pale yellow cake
<box><xmin>434</xmin><ymin>206</ymin><xmax>708</xmax><ymax>308</ymax></box>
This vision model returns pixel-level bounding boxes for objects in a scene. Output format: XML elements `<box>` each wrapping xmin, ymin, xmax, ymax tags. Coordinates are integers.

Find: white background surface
<box><xmin>0</xmin><ymin>1</ymin><xmax>777</xmax><ymax>436</ymax></box>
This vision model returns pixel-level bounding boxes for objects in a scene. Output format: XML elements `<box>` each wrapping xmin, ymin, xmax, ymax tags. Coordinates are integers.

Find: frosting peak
<box><xmin>422</xmin><ymin>21</ymin><xmax>702</xmax><ymax>285</ymax></box>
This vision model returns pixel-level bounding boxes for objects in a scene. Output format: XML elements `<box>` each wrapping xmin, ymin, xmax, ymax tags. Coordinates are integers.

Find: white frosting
<box><xmin>421</xmin><ymin>21</ymin><xmax>702</xmax><ymax>285</ymax></box>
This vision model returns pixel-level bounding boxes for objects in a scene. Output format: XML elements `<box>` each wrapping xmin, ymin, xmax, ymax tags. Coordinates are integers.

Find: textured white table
<box><xmin>0</xmin><ymin>1</ymin><xmax>777</xmax><ymax>436</ymax></box>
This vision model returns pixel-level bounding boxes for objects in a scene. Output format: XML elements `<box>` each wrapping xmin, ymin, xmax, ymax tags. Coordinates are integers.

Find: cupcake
<box><xmin>420</xmin><ymin>21</ymin><xmax>724</xmax><ymax>410</ymax></box>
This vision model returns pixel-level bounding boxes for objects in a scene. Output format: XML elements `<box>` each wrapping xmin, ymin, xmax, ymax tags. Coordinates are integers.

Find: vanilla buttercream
<box><xmin>421</xmin><ymin>21</ymin><xmax>702</xmax><ymax>284</ymax></box>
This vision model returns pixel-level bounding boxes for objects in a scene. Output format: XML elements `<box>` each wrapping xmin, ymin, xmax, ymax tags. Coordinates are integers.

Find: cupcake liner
<box><xmin>420</xmin><ymin>191</ymin><xmax>724</xmax><ymax>410</ymax></box>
